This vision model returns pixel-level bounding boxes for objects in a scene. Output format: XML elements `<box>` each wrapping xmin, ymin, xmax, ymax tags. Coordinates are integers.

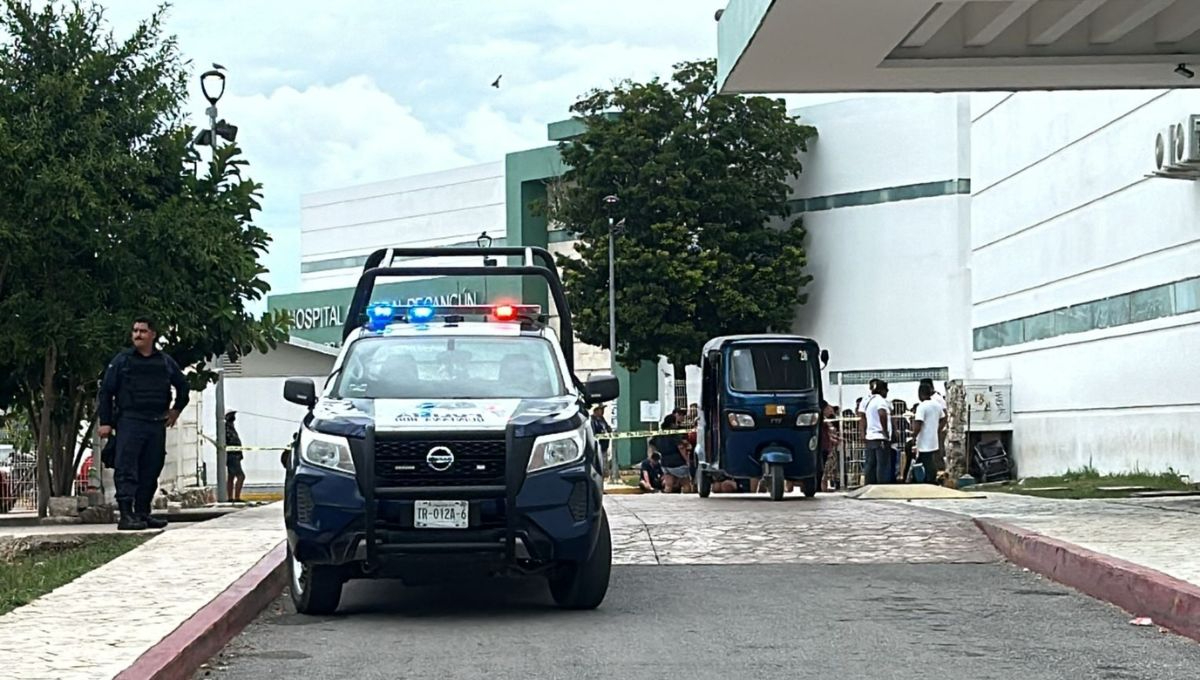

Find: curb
<box><xmin>975</xmin><ymin>518</ymin><xmax>1200</xmax><ymax>643</ymax></box>
<box><xmin>115</xmin><ymin>541</ymin><xmax>288</xmax><ymax>680</ymax></box>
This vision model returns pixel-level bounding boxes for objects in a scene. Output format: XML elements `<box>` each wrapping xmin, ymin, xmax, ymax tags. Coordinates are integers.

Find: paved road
<box><xmin>196</xmin><ymin>496</ymin><xmax>1200</xmax><ymax>679</ymax></box>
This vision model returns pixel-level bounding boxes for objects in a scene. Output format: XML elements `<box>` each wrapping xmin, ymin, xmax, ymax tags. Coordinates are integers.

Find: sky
<box><xmin>92</xmin><ymin>1</ymin><xmax>854</xmax><ymax>308</ymax></box>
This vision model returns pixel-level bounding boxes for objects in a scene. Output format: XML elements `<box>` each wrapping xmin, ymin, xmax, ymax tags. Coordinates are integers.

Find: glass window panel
<box><xmin>1055</xmin><ymin>303</ymin><xmax>1093</xmax><ymax>335</ymax></box>
<box><xmin>1023</xmin><ymin>312</ymin><xmax>1056</xmax><ymax>342</ymax></box>
<box><xmin>1130</xmin><ymin>285</ymin><xmax>1175</xmax><ymax>323</ymax></box>
<box><xmin>1093</xmin><ymin>296</ymin><xmax>1131</xmax><ymax>329</ymax></box>
<box><xmin>975</xmin><ymin>320</ymin><xmax>1022</xmax><ymax>351</ymax></box>
<box><xmin>1174</xmin><ymin>278</ymin><xmax>1200</xmax><ymax>314</ymax></box>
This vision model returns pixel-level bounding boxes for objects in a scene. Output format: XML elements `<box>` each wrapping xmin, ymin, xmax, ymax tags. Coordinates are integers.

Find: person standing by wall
<box><xmin>911</xmin><ymin>384</ymin><xmax>946</xmax><ymax>484</ymax></box>
<box><xmin>97</xmin><ymin>317</ymin><xmax>191</xmax><ymax>531</ymax></box>
<box><xmin>224</xmin><ymin>411</ymin><xmax>246</xmax><ymax>503</ymax></box>
<box><xmin>863</xmin><ymin>380</ymin><xmax>892</xmax><ymax>486</ymax></box>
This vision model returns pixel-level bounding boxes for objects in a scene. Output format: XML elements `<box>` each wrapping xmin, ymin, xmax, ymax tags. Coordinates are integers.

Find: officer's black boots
<box><xmin>137</xmin><ymin>502</ymin><xmax>167</xmax><ymax>529</ymax></box>
<box><xmin>117</xmin><ymin>500</ymin><xmax>147</xmax><ymax>531</ymax></box>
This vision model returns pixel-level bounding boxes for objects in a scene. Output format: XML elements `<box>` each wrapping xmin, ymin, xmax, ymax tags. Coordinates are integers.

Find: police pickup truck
<box><xmin>281</xmin><ymin>247</ymin><xmax>619</xmax><ymax>615</ymax></box>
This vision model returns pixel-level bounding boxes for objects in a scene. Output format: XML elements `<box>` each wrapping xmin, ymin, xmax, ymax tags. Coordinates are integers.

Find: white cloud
<box><xmin>78</xmin><ymin>0</ymin><xmax>730</xmax><ymax>300</ymax></box>
<box><xmin>225</xmin><ymin>76</ymin><xmax>472</xmax><ymax>197</ymax></box>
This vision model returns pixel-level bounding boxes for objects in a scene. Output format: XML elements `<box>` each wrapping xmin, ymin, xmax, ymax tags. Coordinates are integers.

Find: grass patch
<box><xmin>997</xmin><ymin>466</ymin><xmax>1195</xmax><ymax>499</ymax></box>
<box><xmin>0</xmin><ymin>534</ymin><xmax>150</xmax><ymax>615</ymax></box>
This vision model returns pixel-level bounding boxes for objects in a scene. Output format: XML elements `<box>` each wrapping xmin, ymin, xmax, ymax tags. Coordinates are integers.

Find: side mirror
<box><xmin>819</xmin><ymin>349</ymin><xmax>830</xmax><ymax>370</ymax></box>
<box><xmin>583</xmin><ymin>373</ymin><xmax>620</xmax><ymax>404</ymax></box>
<box><xmin>284</xmin><ymin>378</ymin><xmax>317</xmax><ymax>408</ymax></box>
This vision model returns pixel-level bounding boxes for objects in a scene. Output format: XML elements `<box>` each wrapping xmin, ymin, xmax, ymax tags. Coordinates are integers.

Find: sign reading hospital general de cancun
<box><xmin>267</xmin><ymin>277</ymin><xmax>523</xmax><ymax>346</ymax></box>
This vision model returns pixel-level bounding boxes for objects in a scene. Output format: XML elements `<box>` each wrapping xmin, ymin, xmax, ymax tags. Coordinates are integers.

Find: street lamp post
<box><xmin>602</xmin><ymin>195</ymin><xmax>621</xmax><ymax>483</ymax></box>
<box><xmin>199</xmin><ymin>65</ymin><xmax>232</xmax><ymax>503</ymax></box>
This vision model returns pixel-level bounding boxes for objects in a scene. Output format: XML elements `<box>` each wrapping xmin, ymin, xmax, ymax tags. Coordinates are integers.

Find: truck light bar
<box><xmin>365</xmin><ymin>303</ymin><xmax>543</xmax><ymax>330</ymax></box>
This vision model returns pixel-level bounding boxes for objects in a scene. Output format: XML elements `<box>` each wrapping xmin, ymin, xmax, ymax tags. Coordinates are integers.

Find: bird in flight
<box><xmin>491</xmin><ymin>74</ymin><xmax>502</xmax><ymax>88</ymax></box>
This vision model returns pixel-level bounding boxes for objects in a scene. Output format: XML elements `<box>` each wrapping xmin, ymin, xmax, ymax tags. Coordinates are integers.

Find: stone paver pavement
<box><xmin>0</xmin><ymin>504</ymin><xmax>283</xmax><ymax>680</ymax></box>
<box><xmin>891</xmin><ymin>493</ymin><xmax>1200</xmax><ymax>587</ymax></box>
<box><xmin>607</xmin><ymin>491</ymin><xmax>998</xmax><ymax>565</ymax></box>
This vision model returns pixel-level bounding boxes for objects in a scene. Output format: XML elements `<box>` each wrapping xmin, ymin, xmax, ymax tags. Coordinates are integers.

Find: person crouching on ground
<box><xmin>650</xmin><ymin>414</ymin><xmax>692</xmax><ymax>493</ymax></box>
<box><xmin>639</xmin><ymin>451</ymin><xmax>664</xmax><ymax>492</ymax></box>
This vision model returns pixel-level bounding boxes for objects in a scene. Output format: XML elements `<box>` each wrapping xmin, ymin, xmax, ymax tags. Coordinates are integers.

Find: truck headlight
<box><xmin>299</xmin><ymin>428</ymin><xmax>355</xmax><ymax>474</ymax></box>
<box><xmin>528</xmin><ymin>425</ymin><xmax>586</xmax><ymax>473</ymax></box>
<box><xmin>795</xmin><ymin>412</ymin><xmax>820</xmax><ymax>427</ymax></box>
<box><xmin>726</xmin><ymin>412</ymin><xmax>756</xmax><ymax>429</ymax></box>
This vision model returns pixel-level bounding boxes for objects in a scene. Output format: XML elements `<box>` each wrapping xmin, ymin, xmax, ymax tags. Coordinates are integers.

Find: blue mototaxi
<box><xmin>694</xmin><ymin>335</ymin><xmax>829</xmax><ymax>501</ymax></box>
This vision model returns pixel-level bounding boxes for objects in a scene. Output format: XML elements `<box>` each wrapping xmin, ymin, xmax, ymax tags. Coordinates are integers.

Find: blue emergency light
<box><xmin>408</xmin><ymin>305</ymin><xmax>435</xmax><ymax>322</ymax></box>
<box><xmin>366</xmin><ymin>304</ymin><xmax>394</xmax><ymax>331</ymax></box>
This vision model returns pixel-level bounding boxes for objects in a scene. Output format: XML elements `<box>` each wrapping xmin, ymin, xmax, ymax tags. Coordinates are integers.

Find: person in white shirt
<box><xmin>863</xmin><ymin>379</ymin><xmax>892</xmax><ymax>485</ymax></box>
<box><xmin>856</xmin><ymin>379</ymin><xmax>879</xmax><ymax>440</ymax></box>
<box><xmin>920</xmin><ymin>378</ymin><xmax>949</xmax><ymax>462</ymax></box>
<box><xmin>911</xmin><ymin>383</ymin><xmax>947</xmax><ymax>484</ymax></box>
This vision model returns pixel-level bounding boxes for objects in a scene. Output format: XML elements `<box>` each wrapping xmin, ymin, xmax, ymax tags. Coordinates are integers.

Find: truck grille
<box><xmin>373</xmin><ymin>437</ymin><xmax>507</xmax><ymax>487</ymax></box>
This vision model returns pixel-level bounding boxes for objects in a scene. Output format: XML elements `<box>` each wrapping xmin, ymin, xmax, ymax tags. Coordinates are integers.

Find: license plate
<box><xmin>414</xmin><ymin>500</ymin><xmax>469</xmax><ymax>529</ymax></box>
<box><xmin>766</xmin><ymin>404</ymin><xmax>787</xmax><ymax>416</ymax></box>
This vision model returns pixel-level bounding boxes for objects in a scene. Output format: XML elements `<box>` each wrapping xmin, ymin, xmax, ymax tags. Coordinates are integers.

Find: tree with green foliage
<box><xmin>548</xmin><ymin>59</ymin><xmax>817</xmax><ymax>376</ymax></box>
<box><xmin>0</xmin><ymin>0</ymin><xmax>290</xmax><ymax>515</ymax></box>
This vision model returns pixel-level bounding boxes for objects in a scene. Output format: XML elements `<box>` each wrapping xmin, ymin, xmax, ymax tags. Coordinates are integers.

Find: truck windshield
<box><xmin>728</xmin><ymin>343</ymin><xmax>816</xmax><ymax>393</ymax></box>
<box><xmin>331</xmin><ymin>335</ymin><xmax>567</xmax><ymax>400</ymax></box>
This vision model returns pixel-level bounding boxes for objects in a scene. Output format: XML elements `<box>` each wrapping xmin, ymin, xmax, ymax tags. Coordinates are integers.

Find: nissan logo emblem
<box><xmin>426</xmin><ymin>446</ymin><xmax>455</xmax><ymax>472</ymax></box>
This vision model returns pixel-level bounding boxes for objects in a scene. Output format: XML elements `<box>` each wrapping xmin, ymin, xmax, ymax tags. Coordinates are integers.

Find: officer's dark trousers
<box><xmin>115</xmin><ymin>417</ymin><xmax>166</xmax><ymax>511</ymax></box>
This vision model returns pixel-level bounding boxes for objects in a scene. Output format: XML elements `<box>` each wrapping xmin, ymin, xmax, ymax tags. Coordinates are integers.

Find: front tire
<box><xmin>696</xmin><ymin>469</ymin><xmax>712</xmax><ymax>498</ymax></box>
<box><xmin>769</xmin><ymin>464</ymin><xmax>785</xmax><ymax>501</ymax></box>
<box><xmin>549</xmin><ymin>511</ymin><xmax>612</xmax><ymax>610</ymax></box>
<box><xmin>288</xmin><ymin>544</ymin><xmax>343</xmax><ymax>616</ymax></box>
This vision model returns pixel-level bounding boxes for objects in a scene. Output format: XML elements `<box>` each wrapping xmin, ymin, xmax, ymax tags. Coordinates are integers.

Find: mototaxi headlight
<box><xmin>528</xmin><ymin>425</ymin><xmax>586</xmax><ymax>473</ymax></box>
<box><xmin>299</xmin><ymin>428</ymin><xmax>355</xmax><ymax>474</ymax></box>
<box><xmin>795</xmin><ymin>412</ymin><xmax>820</xmax><ymax>427</ymax></box>
<box><xmin>726</xmin><ymin>412</ymin><xmax>756</xmax><ymax>429</ymax></box>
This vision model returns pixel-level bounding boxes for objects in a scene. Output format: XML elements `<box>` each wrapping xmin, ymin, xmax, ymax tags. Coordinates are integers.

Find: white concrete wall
<box><xmin>792</xmin><ymin>94</ymin><xmax>970</xmax><ymax>197</ymax></box>
<box><xmin>300</xmin><ymin>161</ymin><xmax>505</xmax><ymax>292</ymax></box>
<box><xmin>970</xmin><ymin>89</ymin><xmax>1200</xmax><ymax>479</ymax></box>
<box><xmin>789</xmin><ymin>94</ymin><xmax>972</xmax><ymax>408</ymax></box>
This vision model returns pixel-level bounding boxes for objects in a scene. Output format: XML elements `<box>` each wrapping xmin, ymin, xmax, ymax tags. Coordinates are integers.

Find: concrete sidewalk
<box><xmin>0</xmin><ymin>503</ymin><xmax>284</xmax><ymax>680</ymax></box>
<box><xmin>887</xmin><ymin>493</ymin><xmax>1200</xmax><ymax>642</ymax></box>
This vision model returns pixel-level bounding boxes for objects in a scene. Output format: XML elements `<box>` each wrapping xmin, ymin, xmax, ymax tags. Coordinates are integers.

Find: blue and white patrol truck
<box><xmin>281</xmin><ymin>246</ymin><xmax>619</xmax><ymax>614</ymax></box>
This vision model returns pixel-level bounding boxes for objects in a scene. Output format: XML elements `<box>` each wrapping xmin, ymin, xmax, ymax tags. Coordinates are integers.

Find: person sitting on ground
<box><xmin>639</xmin><ymin>451</ymin><xmax>664</xmax><ymax>492</ymax></box>
<box><xmin>708</xmin><ymin>469</ymin><xmax>739</xmax><ymax>493</ymax></box>
<box><xmin>650</xmin><ymin>414</ymin><xmax>692</xmax><ymax>493</ymax></box>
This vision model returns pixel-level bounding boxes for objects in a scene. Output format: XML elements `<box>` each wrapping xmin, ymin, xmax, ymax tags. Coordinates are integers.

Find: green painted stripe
<box><xmin>974</xmin><ymin>275</ymin><xmax>1200</xmax><ymax>352</ymax></box>
<box><xmin>790</xmin><ymin>179</ymin><xmax>970</xmax><ymax>213</ymax></box>
<box><xmin>300</xmin><ymin>236</ymin><xmax>510</xmax><ymax>273</ymax></box>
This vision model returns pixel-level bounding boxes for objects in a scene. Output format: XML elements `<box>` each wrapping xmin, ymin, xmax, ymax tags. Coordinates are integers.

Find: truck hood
<box><xmin>308</xmin><ymin>396</ymin><xmax>582</xmax><ymax>438</ymax></box>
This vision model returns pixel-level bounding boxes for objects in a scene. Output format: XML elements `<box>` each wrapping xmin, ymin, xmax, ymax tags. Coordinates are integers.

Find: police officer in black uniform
<box><xmin>98</xmin><ymin>316</ymin><xmax>191</xmax><ymax>531</ymax></box>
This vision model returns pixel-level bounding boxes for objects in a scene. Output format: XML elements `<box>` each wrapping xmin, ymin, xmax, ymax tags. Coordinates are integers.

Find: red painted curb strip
<box><xmin>115</xmin><ymin>541</ymin><xmax>288</xmax><ymax>680</ymax></box>
<box><xmin>975</xmin><ymin>518</ymin><xmax>1200</xmax><ymax>643</ymax></box>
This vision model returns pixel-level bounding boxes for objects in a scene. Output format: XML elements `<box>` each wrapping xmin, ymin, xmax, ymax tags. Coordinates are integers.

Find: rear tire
<box><xmin>288</xmin><ymin>544</ymin><xmax>343</xmax><ymax>616</ymax></box>
<box><xmin>549</xmin><ymin>511</ymin><xmax>612</xmax><ymax>610</ymax></box>
<box><xmin>801</xmin><ymin>477</ymin><xmax>818</xmax><ymax>498</ymax></box>
<box><xmin>769</xmin><ymin>464</ymin><xmax>785</xmax><ymax>501</ymax></box>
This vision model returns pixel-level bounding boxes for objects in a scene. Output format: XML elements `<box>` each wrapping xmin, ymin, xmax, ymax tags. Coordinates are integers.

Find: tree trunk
<box><xmin>51</xmin><ymin>390</ymin><xmax>89</xmax><ymax>497</ymax></box>
<box><xmin>35</xmin><ymin>346</ymin><xmax>57</xmax><ymax>518</ymax></box>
